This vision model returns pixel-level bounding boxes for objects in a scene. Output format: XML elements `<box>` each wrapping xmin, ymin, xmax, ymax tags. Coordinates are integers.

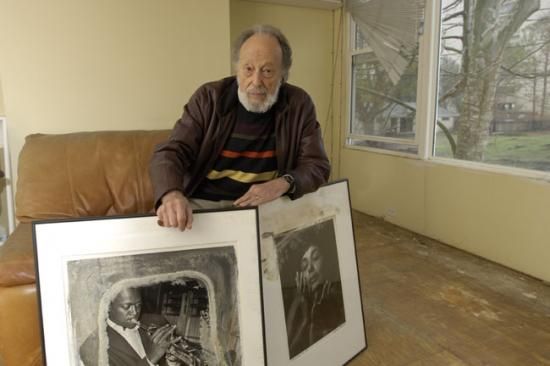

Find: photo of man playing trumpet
<box><xmin>79</xmin><ymin>286</ymin><xmax>178</xmax><ymax>366</ymax></box>
<box><xmin>80</xmin><ymin>286</ymin><xmax>206</xmax><ymax>366</ymax></box>
<box><xmin>105</xmin><ymin>287</ymin><xmax>178</xmax><ymax>365</ymax></box>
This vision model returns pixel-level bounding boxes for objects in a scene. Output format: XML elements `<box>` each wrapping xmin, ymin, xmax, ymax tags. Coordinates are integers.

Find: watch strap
<box><xmin>282</xmin><ymin>174</ymin><xmax>296</xmax><ymax>194</ymax></box>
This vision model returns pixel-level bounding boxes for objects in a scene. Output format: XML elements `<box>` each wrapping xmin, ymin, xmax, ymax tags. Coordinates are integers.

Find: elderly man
<box><xmin>150</xmin><ymin>24</ymin><xmax>330</xmax><ymax>230</ymax></box>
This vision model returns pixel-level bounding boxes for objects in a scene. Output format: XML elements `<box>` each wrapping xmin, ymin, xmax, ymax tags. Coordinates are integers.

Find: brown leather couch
<box><xmin>0</xmin><ymin>129</ymin><xmax>170</xmax><ymax>366</ymax></box>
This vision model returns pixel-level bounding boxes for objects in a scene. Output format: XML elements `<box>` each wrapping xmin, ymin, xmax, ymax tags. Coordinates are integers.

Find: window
<box><xmin>435</xmin><ymin>0</ymin><xmax>550</xmax><ymax>173</ymax></box>
<box><xmin>347</xmin><ymin>1</ymin><xmax>425</xmax><ymax>155</ymax></box>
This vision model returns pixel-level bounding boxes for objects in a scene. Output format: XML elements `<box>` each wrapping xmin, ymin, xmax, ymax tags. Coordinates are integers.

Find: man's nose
<box><xmin>251</xmin><ymin>70</ymin><xmax>263</xmax><ymax>86</ymax></box>
<box><xmin>128</xmin><ymin>305</ymin><xmax>138</xmax><ymax>316</ymax></box>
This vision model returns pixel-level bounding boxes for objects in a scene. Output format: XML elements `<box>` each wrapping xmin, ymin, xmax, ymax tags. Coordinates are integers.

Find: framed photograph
<box><xmin>259</xmin><ymin>180</ymin><xmax>367</xmax><ymax>365</ymax></box>
<box><xmin>33</xmin><ymin>208</ymin><xmax>265</xmax><ymax>366</ymax></box>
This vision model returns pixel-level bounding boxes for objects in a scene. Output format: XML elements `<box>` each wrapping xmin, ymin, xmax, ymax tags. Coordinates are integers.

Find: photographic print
<box><xmin>274</xmin><ymin>219</ymin><xmax>345</xmax><ymax>358</ymax></box>
<box><xmin>33</xmin><ymin>209</ymin><xmax>265</xmax><ymax>366</ymax></box>
<box><xmin>259</xmin><ymin>180</ymin><xmax>367</xmax><ymax>366</ymax></box>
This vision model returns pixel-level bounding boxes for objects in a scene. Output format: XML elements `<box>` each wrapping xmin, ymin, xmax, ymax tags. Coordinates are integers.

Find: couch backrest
<box><xmin>15</xmin><ymin>130</ymin><xmax>171</xmax><ymax>222</ymax></box>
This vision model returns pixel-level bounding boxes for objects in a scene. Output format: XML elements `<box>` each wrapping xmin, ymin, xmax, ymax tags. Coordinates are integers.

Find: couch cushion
<box><xmin>16</xmin><ymin>130</ymin><xmax>170</xmax><ymax>222</ymax></box>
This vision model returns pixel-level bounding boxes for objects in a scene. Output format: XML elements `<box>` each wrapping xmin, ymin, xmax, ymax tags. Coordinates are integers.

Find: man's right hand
<box><xmin>156</xmin><ymin>190</ymin><xmax>193</xmax><ymax>231</ymax></box>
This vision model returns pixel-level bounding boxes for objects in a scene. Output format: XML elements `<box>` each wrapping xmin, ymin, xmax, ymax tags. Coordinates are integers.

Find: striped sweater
<box><xmin>193</xmin><ymin>104</ymin><xmax>278</xmax><ymax>201</ymax></box>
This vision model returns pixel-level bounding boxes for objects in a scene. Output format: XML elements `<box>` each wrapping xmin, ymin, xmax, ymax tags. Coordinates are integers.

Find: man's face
<box><xmin>109</xmin><ymin>288</ymin><xmax>142</xmax><ymax>329</ymax></box>
<box><xmin>236</xmin><ymin>33</ymin><xmax>283</xmax><ymax>113</ymax></box>
<box><xmin>301</xmin><ymin>245</ymin><xmax>325</xmax><ymax>291</ymax></box>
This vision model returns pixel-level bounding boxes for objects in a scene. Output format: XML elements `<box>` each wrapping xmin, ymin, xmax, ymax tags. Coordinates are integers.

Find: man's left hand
<box><xmin>234</xmin><ymin>177</ymin><xmax>290</xmax><ymax>207</ymax></box>
<box><xmin>146</xmin><ymin>324</ymin><xmax>179</xmax><ymax>364</ymax></box>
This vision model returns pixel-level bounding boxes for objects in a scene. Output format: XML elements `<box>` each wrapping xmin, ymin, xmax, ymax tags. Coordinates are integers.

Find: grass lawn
<box><xmin>434</xmin><ymin>131</ymin><xmax>550</xmax><ymax>172</ymax></box>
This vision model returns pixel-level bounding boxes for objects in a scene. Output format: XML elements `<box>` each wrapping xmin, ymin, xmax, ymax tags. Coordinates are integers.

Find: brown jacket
<box><xmin>149</xmin><ymin>76</ymin><xmax>330</xmax><ymax>207</ymax></box>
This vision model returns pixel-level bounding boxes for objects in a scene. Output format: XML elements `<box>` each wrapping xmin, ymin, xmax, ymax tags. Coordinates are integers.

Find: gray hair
<box><xmin>232</xmin><ymin>24</ymin><xmax>293</xmax><ymax>82</ymax></box>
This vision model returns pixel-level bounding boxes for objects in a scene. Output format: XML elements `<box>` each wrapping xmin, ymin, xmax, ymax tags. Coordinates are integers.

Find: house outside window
<box><xmin>347</xmin><ymin>1</ymin><xmax>425</xmax><ymax>155</ymax></box>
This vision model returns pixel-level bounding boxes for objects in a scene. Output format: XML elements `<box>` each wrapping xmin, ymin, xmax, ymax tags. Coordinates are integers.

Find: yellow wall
<box><xmin>0</xmin><ymin>81</ymin><xmax>9</xmax><ymax>235</ymax></box>
<box><xmin>230</xmin><ymin>0</ymin><xmax>335</xmax><ymax>144</ymax></box>
<box><xmin>340</xmin><ymin>149</ymin><xmax>550</xmax><ymax>281</ymax></box>
<box><xmin>0</xmin><ymin>0</ymin><xmax>231</xmax><ymax>182</ymax></box>
<box><xmin>0</xmin><ymin>79</ymin><xmax>5</xmax><ymax>115</ymax></box>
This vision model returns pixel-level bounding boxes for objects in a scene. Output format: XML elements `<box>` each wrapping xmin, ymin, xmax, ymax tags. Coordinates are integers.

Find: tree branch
<box><xmin>356</xmin><ymin>87</ymin><xmax>415</xmax><ymax>111</ymax></box>
<box><xmin>442</xmin><ymin>23</ymin><xmax>464</xmax><ymax>33</ymax></box>
<box><xmin>443</xmin><ymin>11</ymin><xmax>465</xmax><ymax>23</ymax></box>
<box><xmin>442</xmin><ymin>35</ymin><xmax>464</xmax><ymax>41</ymax></box>
<box><xmin>500</xmin><ymin>65</ymin><xmax>550</xmax><ymax>79</ymax></box>
<box><xmin>443</xmin><ymin>46</ymin><xmax>463</xmax><ymax>54</ymax></box>
<box><xmin>439</xmin><ymin>77</ymin><xmax>466</xmax><ymax>104</ymax></box>
<box><xmin>443</xmin><ymin>0</ymin><xmax>462</xmax><ymax>12</ymax></box>
<box><xmin>504</xmin><ymin>38</ymin><xmax>550</xmax><ymax>70</ymax></box>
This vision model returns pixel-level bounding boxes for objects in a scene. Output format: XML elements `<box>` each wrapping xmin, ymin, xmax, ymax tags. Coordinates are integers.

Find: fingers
<box><xmin>171</xmin><ymin>335</ymin><xmax>182</xmax><ymax>344</ymax></box>
<box><xmin>156</xmin><ymin>191</ymin><xmax>193</xmax><ymax>231</ymax></box>
<box><xmin>233</xmin><ymin>191</ymin><xmax>255</xmax><ymax>207</ymax></box>
<box><xmin>321</xmin><ymin>280</ymin><xmax>331</xmax><ymax>301</ymax></box>
<box><xmin>151</xmin><ymin>324</ymin><xmax>176</xmax><ymax>345</ymax></box>
<box><xmin>147</xmin><ymin>324</ymin><xmax>176</xmax><ymax>364</ymax></box>
<box><xmin>296</xmin><ymin>271</ymin><xmax>307</xmax><ymax>296</ymax></box>
<box><xmin>234</xmin><ymin>179</ymin><xmax>287</xmax><ymax>207</ymax></box>
<box><xmin>174</xmin><ymin>202</ymin><xmax>193</xmax><ymax>231</ymax></box>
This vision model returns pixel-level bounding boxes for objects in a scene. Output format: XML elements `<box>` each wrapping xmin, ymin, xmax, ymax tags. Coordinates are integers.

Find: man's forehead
<box><xmin>114</xmin><ymin>288</ymin><xmax>140</xmax><ymax>303</ymax></box>
<box><xmin>239</xmin><ymin>34</ymin><xmax>282</xmax><ymax>63</ymax></box>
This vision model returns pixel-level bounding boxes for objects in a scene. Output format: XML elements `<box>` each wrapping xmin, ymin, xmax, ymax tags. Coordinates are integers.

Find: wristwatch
<box><xmin>281</xmin><ymin>173</ymin><xmax>296</xmax><ymax>194</ymax></box>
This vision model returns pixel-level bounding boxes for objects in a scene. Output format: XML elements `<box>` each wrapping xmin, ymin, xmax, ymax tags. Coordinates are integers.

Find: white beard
<box><xmin>237</xmin><ymin>80</ymin><xmax>281</xmax><ymax>113</ymax></box>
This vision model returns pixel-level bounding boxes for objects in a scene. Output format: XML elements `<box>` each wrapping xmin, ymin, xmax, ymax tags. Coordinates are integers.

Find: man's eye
<box><xmin>262</xmin><ymin>69</ymin><xmax>273</xmax><ymax>77</ymax></box>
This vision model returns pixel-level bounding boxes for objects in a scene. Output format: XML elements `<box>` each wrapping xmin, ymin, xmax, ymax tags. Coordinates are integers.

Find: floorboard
<box><xmin>348</xmin><ymin>211</ymin><xmax>550</xmax><ymax>366</ymax></box>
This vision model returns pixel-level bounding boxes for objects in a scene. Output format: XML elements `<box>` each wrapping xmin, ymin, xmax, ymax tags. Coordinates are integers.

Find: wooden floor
<box><xmin>348</xmin><ymin>211</ymin><xmax>550</xmax><ymax>366</ymax></box>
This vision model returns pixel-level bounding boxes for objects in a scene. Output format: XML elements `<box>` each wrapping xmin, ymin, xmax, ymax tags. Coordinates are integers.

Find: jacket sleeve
<box><xmin>286</xmin><ymin>93</ymin><xmax>331</xmax><ymax>199</ymax></box>
<box><xmin>149</xmin><ymin>87</ymin><xmax>208</xmax><ymax>209</ymax></box>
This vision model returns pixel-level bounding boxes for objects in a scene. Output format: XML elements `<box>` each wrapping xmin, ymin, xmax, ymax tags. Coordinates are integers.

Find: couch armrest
<box><xmin>0</xmin><ymin>223</ymin><xmax>35</xmax><ymax>287</ymax></box>
<box><xmin>0</xmin><ymin>284</ymin><xmax>42</xmax><ymax>366</ymax></box>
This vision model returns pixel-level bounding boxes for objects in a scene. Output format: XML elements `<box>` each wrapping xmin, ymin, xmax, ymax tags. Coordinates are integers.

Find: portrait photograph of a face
<box><xmin>274</xmin><ymin>218</ymin><xmax>346</xmax><ymax>358</ymax></box>
<box><xmin>33</xmin><ymin>209</ymin><xmax>265</xmax><ymax>366</ymax></box>
<box><xmin>259</xmin><ymin>180</ymin><xmax>367</xmax><ymax>366</ymax></box>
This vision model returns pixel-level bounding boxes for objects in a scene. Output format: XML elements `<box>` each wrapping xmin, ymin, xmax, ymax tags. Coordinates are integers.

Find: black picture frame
<box><xmin>33</xmin><ymin>208</ymin><xmax>266</xmax><ymax>366</ymax></box>
<box><xmin>259</xmin><ymin>180</ymin><xmax>367</xmax><ymax>365</ymax></box>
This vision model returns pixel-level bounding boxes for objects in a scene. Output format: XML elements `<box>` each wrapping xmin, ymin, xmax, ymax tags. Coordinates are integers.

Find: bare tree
<box><xmin>451</xmin><ymin>0</ymin><xmax>540</xmax><ymax>160</ymax></box>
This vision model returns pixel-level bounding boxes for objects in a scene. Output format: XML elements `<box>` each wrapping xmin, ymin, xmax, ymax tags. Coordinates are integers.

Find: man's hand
<box><xmin>156</xmin><ymin>190</ymin><xmax>193</xmax><ymax>231</ymax></box>
<box><xmin>146</xmin><ymin>324</ymin><xmax>180</xmax><ymax>364</ymax></box>
<box><xmin>234</xmin><ymin>177</ymin><xmax>290</xmax><ymax>207</ymax></box>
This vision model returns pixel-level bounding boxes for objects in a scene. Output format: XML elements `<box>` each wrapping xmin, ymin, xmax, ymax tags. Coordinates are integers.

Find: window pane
<box><xmin>435</xmin><ymin>0</ymin><xmax>550</xmax><ymax>172</ymax></box>
<box><xmin>347</xmin><ymin>138</ymin><xmax>418</xmax><ymax>154</ymax></box>
<box><xmin>350</xmin><ymin>48</ymin><xmax>419</xmax><ymax>143</ymax></box>
<box><xmin>354</xmin><ymin>29</ymin><xmax>368</xmax><ymax>50</ymax></box>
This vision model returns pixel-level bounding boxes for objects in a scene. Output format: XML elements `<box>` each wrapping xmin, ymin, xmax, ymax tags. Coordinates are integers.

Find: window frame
<box><xmin>345</xmin><ymin>11</ymin><xmax>427</xmax><ymax>158</ymax></box>
<box><xmin>344</xmin><ymin>0</ymin><xmax>550</xmax><ymax>182</ymax></box>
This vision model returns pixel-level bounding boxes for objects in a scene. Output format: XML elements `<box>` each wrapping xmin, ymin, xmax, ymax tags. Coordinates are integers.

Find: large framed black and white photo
<box><xmin>33</xmin><ymin>208</ymin><xmax>265</xmax><ymax>366</ymax></box>
<box><xmin>259</xmin><ymin>180</ymin><xmax>367</xmax><ymax>365</ymax></box>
